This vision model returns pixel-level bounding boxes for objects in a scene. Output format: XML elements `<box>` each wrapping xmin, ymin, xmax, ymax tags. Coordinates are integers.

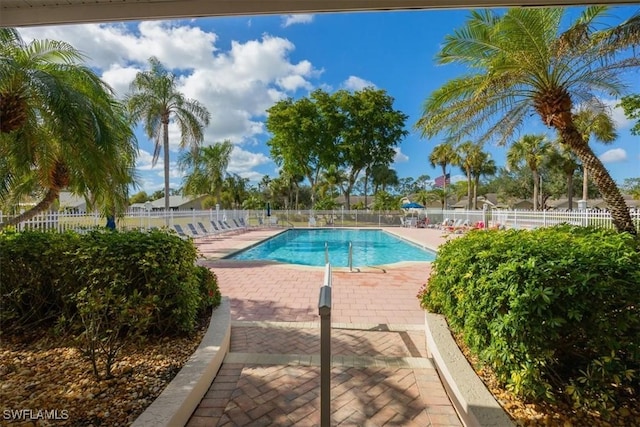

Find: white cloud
<box><xmin>228</xmin><ymin>146</ymin><xmax>271</xmax><ymax>175</ymax></box>
<box><xmin>20</xmin><ymin>22</ymin><xmax>321</xmax><ymax>190</ymax></box>
<box><xmin>450</xmin><ymin>174</ymin><xmax>467</xmax><ymax>184</ymax></box>
<box><xmin>602</xmin><ymin>99</ymin><xmax>634</xmax><ymax>130</ymax></box>
<box><xmin>393</xmin><ymin>148</ymin><xmax>409</xmax><ymax>163</ymax></box>
<box><xmin>343</xmin><ymin>76</ymin><xmax>376</xmax><ymax>91</ymax></box>
<box><xmin>599</xmin><ymin>148</ymin><xmax>627</xmax><ymax>163</ymax></box>
<box><xmin>282</xmin><ymin>14</ymin><xmax>314</xmax><ymax>27</ymax></box>
<box><xmin>135</xmin><ymin>149</ymin><xmax>161</xmax><ymax>170</ymax></box>
<box><xmin>101</xmin><ymin>64</ymin><xmax>141</xmax><ymax>97</ymax></box>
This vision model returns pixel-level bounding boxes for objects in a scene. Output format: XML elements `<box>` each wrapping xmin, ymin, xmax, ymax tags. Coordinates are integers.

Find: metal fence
<box><xmin>1</xmin><ymin>207</ymin><xmax>639</xmax><ymax>232</ymax></box>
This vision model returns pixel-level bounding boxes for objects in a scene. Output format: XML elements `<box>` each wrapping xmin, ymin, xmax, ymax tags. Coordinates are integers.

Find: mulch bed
<box><xmin>0</xmin><ymin>317</ymin><xmax>209</xmax><ymax>427</ymax></box>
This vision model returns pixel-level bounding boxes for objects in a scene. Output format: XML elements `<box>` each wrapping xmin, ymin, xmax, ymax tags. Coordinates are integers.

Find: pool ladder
<box><xmin>324</xmin><ymin>241</ymin><xmax>354</xmax><ymax>272</ymax></box>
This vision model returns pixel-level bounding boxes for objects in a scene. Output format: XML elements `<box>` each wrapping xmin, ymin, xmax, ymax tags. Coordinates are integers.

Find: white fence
<box><xmin>1</xmin><ymin>208</ymin><xmax>638</xmax><ymax>233</ymax></box>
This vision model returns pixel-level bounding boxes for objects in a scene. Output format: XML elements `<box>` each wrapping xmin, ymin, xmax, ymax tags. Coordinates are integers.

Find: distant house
<box><xmin>149</xmin><ymin>195</ymin><xmax>208</xmax><ymax>211</ymax></box>
<box><xmin>58</xmin><ymin>191</ymin><xmax>87</xmax><ymax>213</ymax></box>
<box><xmin>449</xmin><ymin>194</ymin><xmax>502</xmax><ymax>210</ymax></box>
<box><xmin>128</xmin><ymin>202</ymin><xmax>148</xmax><ymax>212</ymax></box>
<box><xmin>588</xmin><ymin>194</ymin><xmax>640</xmax><ymax>211</ymax></box>
<box><xmin>547</xmin><ymin>198</ymin><xmax>579</xmax><ymax>210</ymax></box>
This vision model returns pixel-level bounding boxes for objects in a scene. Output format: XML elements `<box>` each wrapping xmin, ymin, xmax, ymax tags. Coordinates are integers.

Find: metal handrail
<box><xmin>324</xmin><ymin>241</ymin><xmax>329</xmax><ymax>264</ymax></box>
<box><xmin>348</xmin><ymin>241</ymin><xmax>353</xmax><ymax>272</ymax></box>
<box><xmin>318</xmin><ymin>262</ymin><xmax>332</xmax><ymax>427</ymax></box>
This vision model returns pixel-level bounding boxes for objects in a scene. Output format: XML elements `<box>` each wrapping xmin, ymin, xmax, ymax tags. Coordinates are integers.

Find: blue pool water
<box><xmin>227</xmin><ymin>229</ymin><xmax>436</xmax><ymax>267</ymax></box>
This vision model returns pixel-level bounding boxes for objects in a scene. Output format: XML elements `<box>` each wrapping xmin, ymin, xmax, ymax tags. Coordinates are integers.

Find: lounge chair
<box><xmin>444</xmin><ymin>219</ymin><xmax>463</xmax><ymax>233</ymax></box>
<box><xmin>238</xmin><ymin>217</ymin><xmax>249</xmax><ymax>228</ymax></box>
<box><xmin>173</xmin><ymin>224</ymin><xmax>189</xmax><ymax>239</ymax></box>
<box><xmin>308</xmin><ymin>216</ymin><xmax>316</xmax><ymax>227</ymax></box>
<box><xmin>209</xmin><ymin>220</ymin><xmax>224</xmax><ymax>234</ymax></box>
<box><xmin>187</xmin><ymin>223</ymin><xmax>206</xmax><ymax>238</ymax></box>
<box><xmin>198</xmin><ymin>222</ymin><xmax>219</xmax><ymax>237</ymax></box>
<box><xmin>220</xmin><ymin>220</ymin><xmax>242</xmax><ymax>234</ymax></box>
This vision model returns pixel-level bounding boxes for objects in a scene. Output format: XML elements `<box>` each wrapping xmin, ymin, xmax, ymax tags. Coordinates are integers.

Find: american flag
<box><xmin>433</xmin><ymin>173</ymin><xmax>450</xmax><ymax>188</ymax></box>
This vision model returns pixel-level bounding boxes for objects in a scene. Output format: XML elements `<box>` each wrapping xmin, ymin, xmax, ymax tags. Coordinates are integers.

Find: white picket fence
<box><xmin>1</xmin><ymin>207</ymin><xmax>638</xmax><ymax>233</ymax></box>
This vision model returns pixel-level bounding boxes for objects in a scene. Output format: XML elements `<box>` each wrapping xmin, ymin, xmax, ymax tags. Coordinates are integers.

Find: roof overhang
<box><xmin>1</xmin><ymin>0</ymin><xmax>637</xmax><ymax>28</ymax></box>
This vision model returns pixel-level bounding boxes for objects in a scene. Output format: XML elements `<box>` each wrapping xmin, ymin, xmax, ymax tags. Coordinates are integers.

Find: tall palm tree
<box><xmin>506</xmin><ymin>135</ymin><xmax>552</xmax><ymax>211</ymax></box>
<box><xmin>416</xmin><ymin>7</ymin><xmax>640</xmax><ymax>234</ymax></box>
<box><xmin>547</xmin><ymin>146</ymin><xmax>580</xmax><ymax>210</ymax></box>
<box><xmin>455</xmin><ymin>141</ymin><xmax>477</xmax><ymax>209</ymax></box>
<box><xmin>127</xmin><ymin>57</ymin><xmax>210</xmax><ymax>223</ymax></box>
<box><xmin>180</xmin><ymin>140</ymin><xmax>233</xmax><ymax>206</ymax></box>
<box><xmin>428</xmin><ymin>143</ymin><xmax>459</xmax><ymax>197</ymax></box>
<box><xmin>571</xmin><ymin>105</ymin><xmax>617</xmax><ymax>205</ymax></box>
<box><xmin>470</xmin><ymin>151</ymin><xmax>496</xmax><ymax>209</ymax></box>
<box><xmin>0</xmin><ymin>28</ymin><xmax>137</xmax><ymax>229</ymax></box>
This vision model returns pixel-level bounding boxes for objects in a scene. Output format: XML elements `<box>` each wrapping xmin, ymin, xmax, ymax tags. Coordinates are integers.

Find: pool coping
<box><xmin>131</xmin><ymin>297</ymin><xmax>231</xmax><ymax>427</ymax></box>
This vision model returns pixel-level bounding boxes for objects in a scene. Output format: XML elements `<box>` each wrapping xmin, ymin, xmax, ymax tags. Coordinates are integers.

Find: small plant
<box><xmin>75</xmin><ymin>283</ymin><xmax>154</xmax><ymax>380</ymax></box>
<box><xmin>195</xmin><ymin>266</ymin><xmax>222</xmax><ymax>314</ymax></box>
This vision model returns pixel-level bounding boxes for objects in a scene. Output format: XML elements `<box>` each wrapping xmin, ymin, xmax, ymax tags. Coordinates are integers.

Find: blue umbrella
<box><xmin>402</xmin><ymin>202</ymin><xmax>424</xmax><ymax>209</ymax></box>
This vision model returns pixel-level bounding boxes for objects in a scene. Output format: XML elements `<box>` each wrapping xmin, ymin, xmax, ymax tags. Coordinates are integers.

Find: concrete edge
<box><xmin>132</xmin><ymin>296</ymin><xmax>231</xmax><ymax>427</ymax></box>
<box><xmin>424</xmin><ymin>312</ymin><xmax>515</xmax><ymax>427</ymax></box>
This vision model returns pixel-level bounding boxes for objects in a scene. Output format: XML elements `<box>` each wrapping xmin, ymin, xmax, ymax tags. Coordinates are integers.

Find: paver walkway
<box><xmin>186</xmin><ymin>227</ymin><xmax>462</xmax><ymax>426</ymax></box>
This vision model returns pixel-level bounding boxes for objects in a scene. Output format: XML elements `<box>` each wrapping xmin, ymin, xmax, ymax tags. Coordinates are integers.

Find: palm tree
<box><xmin>547</xmin><ymin>147</ymin><xmax>580</xmax><ymax>210</ymax></box>
<box><xmin>318</xmin><ymin>165</ymin><xmax>347</xmax><ymax>201</ymax></box>
<box><xmin>416</xmin><ymin>7</ymin><xmax>640</xmax><ymax>234</ymax></box>
<box><xmin>428</xmin><ymin>143</ymin><xmax>459</xmax><ymax>197</ymax></box>
<box><xmin>181</xmin><ymin>140</ymin><xmax>233</xmax><ymax>206</ymax></box>
<box><xmin>371</xmin><ymin>164</ymin><xmax>399</xmax><ymax>194</ymax></box>
<box><xmin>127</xmin><ymin>57</ymin><xmax>210</xmax><ymax>223</ymax></box>
<box><xmin>455</xmin><ymin>141</ymin><xmax>477</xmax><ymax>209</ymax></box>
<box><xmin>470</xmin><ymin>151</ymin><xmax>496</xmax><ymax>209</ymax></box>
<box><xmin>571</xmin><ymin>105</ymin><xmax>617</xmax><ymax>206</ymax></box>
<box><xmin>506</xmin><ymin>135</ymin><xmax>552</xmax><ymax>211</ymax></box>
<box><xmin>0</xmin><ymin>28</ymin><xmax>137</xmax><ymax>229</ymax></box>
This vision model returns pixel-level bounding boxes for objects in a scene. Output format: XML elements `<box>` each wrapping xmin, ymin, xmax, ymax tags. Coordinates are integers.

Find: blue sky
<box><xmin>21</xmin><ymin>6</ymin><xmax>640</xmax><ymax>194</ymax></box>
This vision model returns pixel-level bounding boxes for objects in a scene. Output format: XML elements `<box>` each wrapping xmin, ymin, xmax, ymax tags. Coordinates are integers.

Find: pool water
<box><xmin>227</xmin><ymin>229</ymin><xmax>436</xmax><ymax>267</ymax></box>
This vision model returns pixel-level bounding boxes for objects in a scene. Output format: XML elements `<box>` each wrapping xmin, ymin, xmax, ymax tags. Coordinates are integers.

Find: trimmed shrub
<box><xmin>0</xmin><ymin>229</ymin><xmax>221</xmax><ymax>335</ymax></box>
<box><xmin>0</xmin><ymin>230</ymin><xmax>82</xmax><ymax>327</ymax></box>
<box><xmin>420</xmin><ymin>226</ymin><xmax>640</xmax><ymax>412</ymax></box>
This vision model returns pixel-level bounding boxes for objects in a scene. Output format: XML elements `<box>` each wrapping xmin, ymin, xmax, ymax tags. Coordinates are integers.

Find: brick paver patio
<box><xmin>186</xmin><ymin>227</ymin><xmax>462</xmax><ymax>426</ymax></box>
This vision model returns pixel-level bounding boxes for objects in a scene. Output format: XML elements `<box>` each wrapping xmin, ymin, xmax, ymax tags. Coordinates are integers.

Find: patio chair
<box><xmin>444</xmin><ymin>219</ymin><xmax>463</xmax><ymax>232</ymax></box>
<box><xmin>187</xmin><ymin>223</ymin><xmax>206</xmax><ymax>238</ymax></box>
<box><xmin>238</xmin><ymin>217</ymin><xmax>249</xmax><ymax>228</ymax></box>
<box><xmin>198</xmin><ymin>222</ymin><xmax>220</xmax><ymax>237</ymax></box>
<box><xmin>209</xmin><ymin>220</ymin><xmax>225</xmax><ymax>234</ymax></box>
<box><xmin>308</xmin><ymin>216</ymin><xmax>316</xmax><ymax>227</ymax></box>
<box><xmin>220</xmin><ymin>220</ymin><xmax>242</xmax><ymax>234</ymax></box>
<box><xmin>172</xmin><ymin>224</ymin><xmax>189</xmax><ymax>239</ymax></box>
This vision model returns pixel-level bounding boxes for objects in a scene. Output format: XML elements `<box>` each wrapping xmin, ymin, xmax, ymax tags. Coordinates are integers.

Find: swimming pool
<box><xmin>226</xmin><ymin>229</ymin><xmax>436</xmax><ymax>267</ymax></box>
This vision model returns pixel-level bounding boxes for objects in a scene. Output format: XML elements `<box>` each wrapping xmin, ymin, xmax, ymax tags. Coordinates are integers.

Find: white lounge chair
<box><xmin>308</xmin><ymin>216</ymin><xmax>316</xmax><ymax>227</ymax></box>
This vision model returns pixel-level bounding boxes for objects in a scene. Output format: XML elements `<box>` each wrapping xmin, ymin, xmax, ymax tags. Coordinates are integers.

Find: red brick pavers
<box><xmin>187</xmin><ymin>227</ymin><xmax>462</xmax><ymax>426</ymax></box>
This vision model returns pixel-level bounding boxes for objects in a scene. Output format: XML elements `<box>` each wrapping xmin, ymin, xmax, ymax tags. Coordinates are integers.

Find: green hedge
<box><xmin>0</xmin><ymin>229</ymin><xmax>221</xmax><ymax>335</ymax></box>
<box><xmin>420</xmin><ymin>226</ymin><xmax>640</xmax><ymax>412</ymax></box>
